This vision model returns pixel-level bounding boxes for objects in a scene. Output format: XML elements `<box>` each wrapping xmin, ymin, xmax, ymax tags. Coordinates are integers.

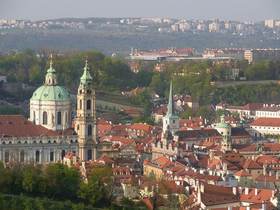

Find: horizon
<box><xmin>1</xmin><ymin>0</ymin><xmax>279</xmax><ymax>22</ymax></box>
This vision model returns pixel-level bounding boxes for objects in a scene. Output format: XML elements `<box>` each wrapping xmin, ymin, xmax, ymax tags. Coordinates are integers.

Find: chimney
<box><xmin>232</xmin><ymin>187</ymin><xmax>237</xmax><ymax>195</ymax></box>
<box><xmin>197</xmin><ymin>181</ymin><xmax>202</xmax><ymax>203</ymax></box>
<box><xmin>262</xmin><ymin>202</ymin><xmax>266</xmax><ymax>210</ymax></box>
<box><xmin>200</xmin><ymin>183</ymin><xmax>205</xmax><ymax>193</ymax></box>
<box><xmin>255</xmin><ymin>188</ymin><xmax>258</xmax><ymax>196</ymax></box>
<box><xmin>263</xmin><ymin>165</ymin><xmax>267</xmax><ymax>176</ymax></box>
<box><xmin>238</xmin><ymin>186</ymin><xmax>242</xmax><ymax>194</ymax></box>
<box><xmin>245</xmin><ymin>187</ymin><xmax>249</xmax><ymax>195</ymax></box>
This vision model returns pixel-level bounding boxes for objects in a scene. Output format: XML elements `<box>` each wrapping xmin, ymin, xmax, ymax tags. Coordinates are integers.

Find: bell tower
<box><xmin>75</xmin><ymin>60</ymin><xmax>97</xmax><ymax>161</ymax></box>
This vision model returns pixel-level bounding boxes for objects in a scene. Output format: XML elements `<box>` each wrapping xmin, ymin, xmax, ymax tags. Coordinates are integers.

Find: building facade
<box><xmin>0</xmin><ymin>57</ymin><xmax>98</xmax><ymax>164</ymax></box>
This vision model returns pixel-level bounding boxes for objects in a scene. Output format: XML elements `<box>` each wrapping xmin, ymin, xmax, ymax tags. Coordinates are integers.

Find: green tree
<box><xmin>79</xmin><ymin>167</ymin><xmax>113</xmax><ymax>207</ymax></box>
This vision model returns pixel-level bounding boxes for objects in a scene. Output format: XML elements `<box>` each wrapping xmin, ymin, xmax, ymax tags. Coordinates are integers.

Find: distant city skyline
<box><xmin>1</xmin><ymin>0</ymin><xmax>280</xmax><ymax>21</ymax></box>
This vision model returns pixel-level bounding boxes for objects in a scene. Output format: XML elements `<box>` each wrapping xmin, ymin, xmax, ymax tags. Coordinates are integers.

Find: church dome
<box><xmin>31</xmin><ymin>85</ymin><xmax>71</xmax><ymax>101</ymax></box>
<box><xmin>30</xmin><ymin>55</ymin><xmax>71</xmax><ymax>102</ymax></box>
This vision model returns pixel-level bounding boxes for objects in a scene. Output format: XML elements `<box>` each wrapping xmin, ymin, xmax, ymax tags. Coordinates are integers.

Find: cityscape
<box><xmin>1</xmin><ymin>1</ymin><xmax>280</xmax><ymax>210</ymax></box>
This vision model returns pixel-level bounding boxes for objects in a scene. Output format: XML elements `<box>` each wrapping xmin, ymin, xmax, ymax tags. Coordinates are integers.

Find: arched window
<box><xmin>50</xmin><ymin>151</ymin><xmax>54</xmax><ymax>162</ymax></box>
<box><xmin>35</xmin><ymin>151</ymin><xmax>40</xmax><ymax>163</ymax></box>
<box><xmin>57</xmin><ymin>111</ymin><xmax>61</xmax><ymax>125</ymax></box>
<box><xmin>61</xmin><ymin>150</ymin><xmax>66</xmax><ymax>159</ymax></box>
<box><xmin>79</xmin><ymin>100</ymin><xmax>82</xmax><ymax>109</ymax></box>
<box><xmin>88</xmin><ymin>124</ymin><xmax>92</xmax><ymax>136</ymax></box>
<box><xmin>4</xmin><ymin>151</ymin><xmax>9</xmax><ymax>163</ymax></box>
<box><xmin>43</xmin><ymin>111</ymin><xmax>48</xmax><ymax>125</ymax></box>
<box><xmin>87</xmin><ymin>149</ymin><xmax>92</xmax><ymax>160</ymax></box>
<box><xmin>20</xmin><ymin>150</ymin><xmax>24</xmax><ymax>162</ymax></box>
<box><xmin>33</xmin><ymin>111</ymin><xmax>36</xmax><ymax>123</ymax></box>
<box><xmin>87</xmin><ymin>100</ymin><xmax>91</xmax><ymax>110</ymax></box>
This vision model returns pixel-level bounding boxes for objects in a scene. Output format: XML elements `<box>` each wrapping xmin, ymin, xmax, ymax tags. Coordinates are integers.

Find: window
<box><xmin>20</xmin><ymin>150</ymin><xmax>24</xmax><ymax>162</ymax></box>
<box><xmin>88</xmin><ymin>124</ymin><xmax>92</xmax><ymax>136</ymax></box>
<box><xmin>57</xmin><ymin>112</ymin><xmax>62</xmax><ymax>125</ymax></box>
<box><xmin>33</xmin><ymin>111</ymin><xmax>36</xmax><ymax>123</ymax></box>
<box><xmin>43</xmin><ymin>111</ymin><xmax>48</xmax><ymax>125</ymax></box>
<box><xmin>65</xmin><ymin>112</ymin><xmax>68</xmax><ymax>124</ymax></box>
<box><xmin>61</xmin><ymin>150</ymin><xmax>66</xmax><ymax>159</ymax></box>
<box><xmin>87</xmin><ymin>100</ymin><xmax>91</xmax><ymax>110</ymax></box>
<box><xmin>50</xmin><ymin>151</ymin><xmax>54</xmax><ymax>162</ymax></box>
<box><xmin>4</xmin><ymin>151</ymin><xmax>9</xmax><ymax>162</ymax></box>
<box><xmin>79</xmin><ymin>100</ymin><xmax>82</xmax><ymax>109</ymax></box>
<box><xmin>87</xmin><ymin>149</ymin><xmax>92</xmax><ymax>160</ymax></box>
<box><xmin>35</xmin><ymin>151</ymin><xmax>40</xmax><ymax>163</ymax></box>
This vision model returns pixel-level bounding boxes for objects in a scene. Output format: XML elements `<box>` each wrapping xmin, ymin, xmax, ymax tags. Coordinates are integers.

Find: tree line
<box><xmin>0</xmin><ymin>162</ymin><xmax>146</xmax><ymax>210</ymax></box>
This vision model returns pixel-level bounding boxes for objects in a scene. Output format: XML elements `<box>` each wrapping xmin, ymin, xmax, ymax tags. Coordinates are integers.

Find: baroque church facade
<box><xmin>0</xmin><ymin>57</ymin><xmax>97</xmax><ymax>164</ymax></box>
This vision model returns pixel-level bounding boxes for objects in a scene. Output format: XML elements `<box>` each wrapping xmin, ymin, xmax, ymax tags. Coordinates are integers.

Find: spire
<box><xmin>80</xmin><ymin>59</ymin><xmax>93</xmax><ymax>86</ymax></box>
<box><xmin>45</xmin><ymin>54</ymin><xmax>57</xmax><ymax>85</ymax></box>
<box><xmin>167</xmin><ymin>81</ymin><xmax>174</xmax><ymax>116</ymax></box>
<box><xmin>47</xmin><ymin>54</ymin><xmax>56</xmax><ymax>74</ymax></box>
<box><xmin>49</xmin><ymin>54</ymin><xmax>53</xmax><ymax>69</ymax></box>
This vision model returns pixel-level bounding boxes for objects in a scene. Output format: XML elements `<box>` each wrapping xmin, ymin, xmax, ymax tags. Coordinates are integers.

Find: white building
<box><xmin>255</xmin><ymin>105</ymin><xmax>280</xmax><ymax>118</ymax></box>
<box><xmin>29</xmin><ymin>57</ymin><xmax>72</xmax><ymax>131</ymax></box>
<box><xmin>250</xmin><ymin>118</ymin><xmax>280</xmax><ymax>137</ymax></box>
<box><xmin>0</xmin><ymin>57</ymin><xmax>97</xmax><ymax>164</ymax></box>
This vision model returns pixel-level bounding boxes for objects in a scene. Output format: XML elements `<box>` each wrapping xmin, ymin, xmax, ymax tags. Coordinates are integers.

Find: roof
<box><xmin>238</xmin><ymin>143</ymin><xmax>280</xmax><ymax>153</ymax></box>
<box><xmin>242</xmin><ymin>159</ymin><xmax>262</xmax><ymax>170</ymax></box>
<box><xmin>235</xmin><ymin>169</ymin><xmax>252</xmax><ymax>177</ymax></box>
<box><xmin>239</xmin><ymin>188</ymin><xmax>274</xmax><ymax>204</ymax></box>
<box><xmin>166</xmin><ymin>81</ymin><xmax>175</xmax><ymax>117</ymax></box>
<box><xmin>0</xmin><ymin>115</ymin><xmax>71</xmax><ymax>137</ymax></box>
<box><xmin>31</xmin><ymin>85</ymin><xmax>71</xmax><ymax>101</ymax></box>
<box><xmin>176</xmin><ymin>129</ymin><xmax>221</xmax><ymax>141</ymax></box>
<box><xmin>80</xmin><ymin>60</ymin><xmax>93</xmax><ymax>86</ymax></box>
<box><xmin>231</xmin><ymin>127</ymin><xmax>251</xmax><ymax>137</ymax></box>
<box><xmin>251</xmin><ymin>118</ymin><xmax>280</xmax><ymax>127</ymax></box>
<box><xmin>127</xmin><ymin>123</ymin><xmax>153</xmax><ymax>133</ymax></box>
<box><xmin>144</xmin><ymin>156</ymin><xmax>173</xmax><ymax>169</ymax></box>
<box><xmin>201</xmin><ymin>184</ymin><xmax>239</xmax><ymax>206</ymax></box>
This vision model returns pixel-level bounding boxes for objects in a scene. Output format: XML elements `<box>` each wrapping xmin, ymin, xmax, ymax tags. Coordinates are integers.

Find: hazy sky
<box><xmin>1</xmin><ymin>0</ymin><xmax>279</xmax><ymax>21</ymax></box>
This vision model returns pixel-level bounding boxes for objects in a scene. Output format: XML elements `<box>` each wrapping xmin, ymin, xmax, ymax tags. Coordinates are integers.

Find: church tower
<box><xmin>216</xmin><ymin>115</ymin><xmax>232</xmax><ymax>152</ymax></box>
<box><xmin>152</xmin><ymin>81</ymin><xmax>179</xmax><ymax>160</ymax></box>
<box><xmin>162</xmin><ymin>81</ymin><xmax>179</xmax><ymax>136</ymax></box>
<box><xmin>75</xmin><ymin>60</ymin><xmax>97</xmax><ymax>161</ymax></box>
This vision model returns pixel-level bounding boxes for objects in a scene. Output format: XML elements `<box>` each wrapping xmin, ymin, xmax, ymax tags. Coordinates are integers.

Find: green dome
<box><xmin>216</xmin><ymin>115</ymin><xmax>230</xmax><ymax>129</ymax></box>
<box><xmin>31</xmin><ymin>85</ymin><xmax>71</xmax><ymax>101</ymax></box>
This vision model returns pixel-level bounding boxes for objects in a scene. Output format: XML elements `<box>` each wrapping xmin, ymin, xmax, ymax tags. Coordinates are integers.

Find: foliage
<box><xmin>213</xmin><ymin>83</ymin><xmax>280</xmax><ymax>106</ymax></box>
<box><xmin>0</xmin><ymin>163</ymin><xmax>118</xmax><ymax>209</ymax></box>
<box><xmin>79</xmin><ymin>167</ymin><xmax>113</xmax><ymax>207</ymax></box>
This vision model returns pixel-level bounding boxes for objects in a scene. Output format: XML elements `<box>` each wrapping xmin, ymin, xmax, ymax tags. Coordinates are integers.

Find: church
<box><xmin>0</xmin><ymin>56</ymin><xmax>97</xmax><ymax>164</ymax></box>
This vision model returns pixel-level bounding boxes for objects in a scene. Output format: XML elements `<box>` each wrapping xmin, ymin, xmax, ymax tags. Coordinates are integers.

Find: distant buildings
<box><xmin>130</xmin><ymin>48</ymin><xmax>195</xmax><ymax>61</ymax></box>
<box><xmin>244</xmin><ymin>49</ymin><xmax>280</xmax><ymax>63</ymax></box>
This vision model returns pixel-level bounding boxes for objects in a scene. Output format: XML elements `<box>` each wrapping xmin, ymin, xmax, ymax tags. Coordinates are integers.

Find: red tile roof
<box><xmin>239</xmin><ymin>188</ymin><xmax>274</xmax><ymax>204</ymax></box>
<box><xmin>0</xmin><ymin>115</ymin><xmax>68</xmax><ymax>137</ymax></box>
<box><xmin>235</xmin><ymin>169</ymin><xmax>252</xmax><ymax>177</ymax></box>
<box><xmin>251</xmin><ymin>118</ymin><xmax>280</xmax><ymax>127</ymax></box>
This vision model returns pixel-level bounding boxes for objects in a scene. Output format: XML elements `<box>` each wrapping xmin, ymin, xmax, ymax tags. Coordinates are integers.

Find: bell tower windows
<box><xmin>87</xmin><ymin>100</ymin><xmax>91</xmax><ymax>110</ymax></box>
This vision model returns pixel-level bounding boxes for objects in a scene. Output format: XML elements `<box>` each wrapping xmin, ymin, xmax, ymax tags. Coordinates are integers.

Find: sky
<box><xmin>1</xmin><ymin>0</ymin><xmax>280</xmax><ymax>21</ymax></box>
